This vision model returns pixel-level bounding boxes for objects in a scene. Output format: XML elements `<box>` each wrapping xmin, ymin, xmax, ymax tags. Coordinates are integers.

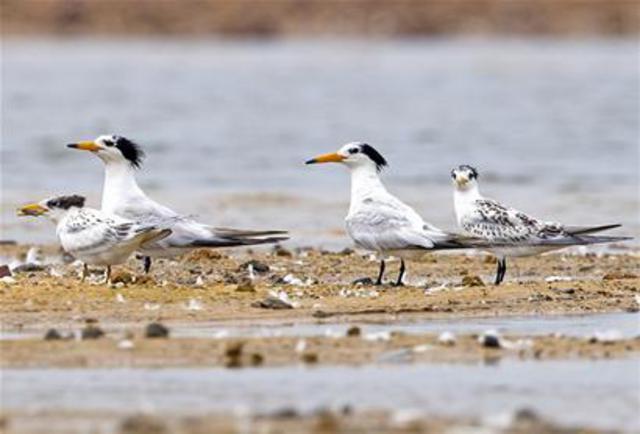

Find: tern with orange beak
<box><xmin>451</xmin><ymin>165</ymin><xmax>631</xmax><ymax>285</ymax></box>
<box><xmin>67</xmin><ymin>135</ymin><xmax>288</xmax><ymax>273</ymax></box>
<box><xmin>306</xmin><ymin>142</ymin><xmax>490</xmax><ymax>286</ymax></box>
<box><xmin>17</xmin><ymin>195</ymin><xmax>173</xmax><ymax>284</ymax></box>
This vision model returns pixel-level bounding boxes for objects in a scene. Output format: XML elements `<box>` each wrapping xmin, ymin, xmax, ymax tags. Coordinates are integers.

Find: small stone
<box><xmin>250</xmin><ymin>353</ymin><xmax>264</xmax><ymax>366</ymax></box>
<box><xmin>301</xmin><ymin>353</ymin><xmax>318</xmax><ymax>364</ymax></box>
<box><xmin>44</xmin><ymin>328</ymin><xmax>63</xmax><ymax>340</ymax></box>
<box><xmin>235</xmin><ymin>278</ymin><xmax>256</xmax><ymax>292</ymax></box>
<box><xmin>346</xmin><ymin>326</ymin><xmax>361</xmax><ymax>337</ymax></box>
<box><xmin>462</xmin><ymin>275</ymin><xmax>485</xmax><ymax>287</ymax></box>
<box><xmin>352</xmin><ymin>277</ymin><xmax>374</xmax><ymax>286</ymax></box>
<box><xmin>437</xmin><ymin>331</ymin><xmax>456</xmax><ymax>346</ymax></box>
<box><xmin>145</xmin><ymin>322</ymin><xmax>169</xmax><ymax>338</ymax></box>
<box><xmin>110</xmin><ymin>270</ymin><xmax>134</xmax><ymax>285</ymax></box>
<box><xmin>239</xmin><ymin>260</ymin><xmax>270</xmax><ymax>274</ymax></box>
<box><xmin>0</xmin><ymin>265</ymin><xmax>11</xmax><ymax>278</ymax></box>
<box><xmin>273</xmin><ymin>246</ymin><xmax>292</xmax><ymax>257</ymax></box>
<box><xmin>119</xmin><ymin>414</ymin><xmax>169</xmax><ymax>434</ymax></box>
<box><xmin>118</xmin><ymin>339</ymin><xmax>135</xmax><ymax>350</ymax></box>
<box><xmin>479</xmin><ymin>330</ymin><xmax>501</xmax><ymax>348</ymax></box>
<box><xmin>1</xmin><ymin>276</ymin><xmax>16</xmax><ymax>284</ymax></box>
<box><xmin>12</xmin><ymin>263</ymin><xmax>45</xmax><ymax>273</ymax></box>
<box><xmin>225</xmin><ymin>341</ymin><xmax>244</xmax><ymax>368</ymax></box>
<box><xmin>251</xmin><ymin>293</ymin><xmax>294</xmax><ymax>309</ymax></box>
<box><xmin>603</xmin><ymin>272</ymin><xmax>638</xmax><ymax>281</ymax></box>
<box><xmin>81</xmin><ymin>325</ymin><xmax>105</xmax><ymax>340</ymax></box>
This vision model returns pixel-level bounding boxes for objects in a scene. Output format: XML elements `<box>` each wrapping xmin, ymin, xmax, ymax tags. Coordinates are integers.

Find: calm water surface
<box><xmin>2</xmin><ymin>38</ymin><xmax>638</xmax><ymax>247</ymax></box>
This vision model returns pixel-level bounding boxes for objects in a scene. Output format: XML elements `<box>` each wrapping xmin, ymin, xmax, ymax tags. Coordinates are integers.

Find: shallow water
<box><xmin>2</xmin><ymin>311</ymin><xmax>638</xmax><ymax>341</ymax></box>
<box><xmin>3</xmin><ymin>359</ymin><xmax>639</xmax><ymax>432</ymax></box>
<box><xmin>2</xmin><ymin>38</ymin><xmax>638</xmax><ymax>247</ymax></box>
<box><xmin>167</xmin><ymin>311</ymin><xmax>640</xmax><ymax>339</ymax></box>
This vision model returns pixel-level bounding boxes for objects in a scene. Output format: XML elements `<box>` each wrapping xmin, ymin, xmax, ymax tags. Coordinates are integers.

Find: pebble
<box><xmin>0</xmin><ymin>265</ymin><xmax>11</xmax><ymax>278</ymax></box>
<box><xmin>479</xmin><ymin>330</ymin><xmax>502</xmax><ymax>348</ymax></box>
<box><xmin>43</xmin><ymin>328</ymin><xmax>63</xmax><ymax>340</ymax></box>
<box><xmin>251</xmin><ymin>291</ymin><xmax>295</xmax><ymax>309</ymax></box>
<box><xmin>235</xmin><ymin>278</ymin><xmax>256</xmax><ymax>292</ymax></box>
<box><xmin>239</xmin><ymin>260</ymin><xmax>270</xmax><ymax>274</ymax></box>
<box><xmin>184</xmin><ymin>298</ymin><xmax>203</xmax><ymax>311</ymax></box>
<box><xmin>1</xmin><ymin>276</ymin><xmax>16</xmax><ymax>285</ymax></box>
<box><xmin>11</xmin><ymin>263</ymin><xmax>45</xmax><ymax>273</ymax></box>
<box><xmin>117</xmin><ymin>339</ymin><xmax>135</xmax><ymax>350</ymax></box>
<box><xmin>346</xmin><ymin>326</ymin><xmax>361</xmax><ymax>337</ymax></box>
<box><xmin>437</xmin><ymin>331</ymin><xmax>457</xmax><ymax>346</ymax></box>
<box><xmin>145</xmin><ymin>322</ymin><xmax>170</xmax><ymax>338</ymax></box>
<box><xmin>461</xmin><ymin>275</ymin><xmax>484</xmax><ymax>287</ymax></box>
<box><xmin>81</xmin><ymin>325</ymin><xmax>105</xmax><ymax>340</ymax></box>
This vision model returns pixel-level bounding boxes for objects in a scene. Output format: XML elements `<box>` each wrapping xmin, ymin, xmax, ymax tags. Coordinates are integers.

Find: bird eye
<box><xmin>348</xmin><ymin>148</ymin><xmax>359</xmax><ymax>155</ymax></box>
<box><xmin>104</xmin><ymin>140</ymin><xmax>114</xmax><ymax>147</ymax></box>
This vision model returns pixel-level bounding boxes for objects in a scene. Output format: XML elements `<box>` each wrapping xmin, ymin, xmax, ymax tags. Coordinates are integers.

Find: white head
<box><xmin>67</xmin><ymin>135</ymin><xmax>145</xmax><ymax>168</ymax></box>
<box><xmin>305</xmin><ymin>142</ymin><xmax>388</xmax><ymax>173</ymax></box>
<box><xmin>18</xmin><ymin>194</ymin><xmax>86</xmax><ymax>223</ymax></box>
<box><xmin>451</xmin><ymin>165</ymin><xmax>480</xmax><ymax>192</ymax></box>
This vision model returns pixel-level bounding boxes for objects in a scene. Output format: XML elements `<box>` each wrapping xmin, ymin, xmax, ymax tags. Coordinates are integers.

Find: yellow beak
<box><xmin>67</xmin><ymin>141</ymin><xmax>101</xmax><ymax>152</ymax></box>
<box><xmin>17</xmin><ymin>203</ymin><xmax>48</xmax><ymax>217</ymax></box>
<box><xmin>305</xmin><ymin>152</ymin><xmax>345</xmax><ymax>165</ymax></box>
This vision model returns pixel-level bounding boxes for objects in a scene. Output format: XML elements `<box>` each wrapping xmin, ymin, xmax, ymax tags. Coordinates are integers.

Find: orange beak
<box><xmin>67</xmin><ymin>141</ymin><xmax>101</xmax><ymax>152</ymax></box>
<box><xmin>305</xmin><ymin>152</ymin><xmax>345</xmax><ymax>165</ymax></box>
<box><xmin>17</xmin><ymin>203</ymin><xmax>48</xmax><ymax>217</ymax></box>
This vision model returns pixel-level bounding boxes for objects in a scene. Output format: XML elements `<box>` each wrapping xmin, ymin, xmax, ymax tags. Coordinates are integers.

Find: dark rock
<box><xmin>462</xmin><ymin>275</ymin><xmax>484</xmax><ymax>287</ymax></box>
<box><xmin>119</xmin><ymin>414</ymin><xmax>168</xmax><ymax>434</ymax></box>
<box><xmin>273</xmin><ymin>245</ymin><xmax>292</xmax><ymax>257</ymax></box>
<box><xmin>271</xmin><ymin>408</ymin><xmax>298</xmax><ymax>418</ymax></box>
<box><xmin>301</xmin><ymin>352</ymin><xmax>318</xmax><ymax>364</ymax></box>
<box><xmin>346</xmin><ymin>326</ymin><xmax>361</xmax><ymax>337</ymax></box>
<box><xmin>480</xmin><ymin>333</ymin><xmax>501</xmax><ymax>348</ymax></box>
<box><xmin>312</xmin><ymin>310</ymin><xmax>333</xmax><ymax>319</ymax></box>
<box><xmin>251</xmin><ymin>296</ymin><xmax>293</xmax><ymax>310</ymax></box>
<box><xmin>225</xmin><ymin>341</ymin><xmax>244</xmax><ymax>368</ymax></box>
<box><xmin>0</xmin><ymin>265</ymin><xmax>11</xmax><ymax>278</ymax></box>
<box><xmin>145</xmin><ymin>322</ymin><xmax>169</xmax><ymax>338</ymax></box>
<box><xmin>81</xmin><ymin>325</ymin><xmax>105</xmax><ymax>340</ymax></box>
<box><xmin>235</xmin><ymin>278</ymin><xmax>256</xmax><ymax>292</ymax></box>
<box><xmin>12</xmin><ymin>263</ymin><xmax>45</xmax><ymax>273</ymax></box>
<box><xmin>352</xmin><ymin>277</ymin><xmax>374</xmax><ymax>286</ymax></box>
<box><xmin>250</xmin><ymin>353</ymin><xmax>264</xmax><ymax>366</ymax></box>
<box><xmin>239</xmin><ymin>260</ymin><xmax>270</xmax><ymax>274</ymax></box>
<box><xmin>44</xmin><ymin>328</ymin><xmax>62</xmax><ymax>340</ymax></box>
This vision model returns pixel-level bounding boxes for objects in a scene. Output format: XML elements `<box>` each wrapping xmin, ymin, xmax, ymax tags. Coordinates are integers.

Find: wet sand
<box><xmin>1</xmin><ymin>245</ymin><xmax>639</xmax><ymax>434</ymax></box>
<box><xmin>1</xmin><ymin>245</ymin><xmax>638</xmax><ymax>330</ymax></box>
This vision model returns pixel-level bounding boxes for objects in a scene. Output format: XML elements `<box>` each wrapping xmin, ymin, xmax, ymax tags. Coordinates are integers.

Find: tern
<box><xmin>451</xmin><ymin>165</ymin><xmax>631</xmax><ymax>285</ymax></box>
<box><xmin>18</xmin><ymin>195</ymin><xmax>172</xmax><ymax>284</ymax></box>
<box><xmin>67</xmin><ymin>135</ymin><xmax>288</xmax><ymax>273</ymax></box>
<box><xmin>306</xmin><ymin>142</ymin><xmax>489</xmax><ymax>286</ymax></box>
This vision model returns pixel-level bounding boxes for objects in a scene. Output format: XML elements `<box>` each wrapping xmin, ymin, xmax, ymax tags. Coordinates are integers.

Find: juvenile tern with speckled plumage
<box><xmin>67</xmin><ymin>135</ymin><xmax>288</xmax><ymax>273</ymax></box>
<box><xmin>451</xmin><ymin>165</ymin><xmax>631</xmax><ymax>285</ymax></box>
<box><xmin>18</xmin><ymin>195</ymin><xmax>172</xmax><ymax>284</ymax></box>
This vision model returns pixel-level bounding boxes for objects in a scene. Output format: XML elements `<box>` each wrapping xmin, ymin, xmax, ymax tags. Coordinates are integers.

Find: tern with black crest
<box><xmin>451</xmin><ymin>165</ymin><xmax>631</xmax><ymax>285</ymax></box>
<box><xmin>67</xmin><ymin>135</ymin><xmax>288</xmax><ymax>273</ymax></box>
<box><xmin>306</xmin><ymin>142</ymin><xmax>489</xmax><ymax>286</ymax></box>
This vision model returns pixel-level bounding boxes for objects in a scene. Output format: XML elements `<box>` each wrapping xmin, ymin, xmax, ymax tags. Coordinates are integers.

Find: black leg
<box><xmin>494</xmin><ymin>259</ymin><xmax>503</xmax><ymax>285</ymax></box>
<box><xmin>500</xmin><ymin>258</ymin><xmax>507</xmax><ymax>284</ymax></box>
<box><xmin>495</xmin><ymin>258</ymin><xmax>507</xmax><ymax>285</ymax></box>
<box><xmin>143</xmin><ymin>256</ymin><xmax>152</xmax><ymax>274</ymax></box>
<box><xmin>394</xmin><ymin>259</ymin><xmax>406</xmax><ymax>287</ymax></box>
<box><xmin>375</xmin><ymin>260</ymin><xmax>386</xmax><ymax>286</ymax></box>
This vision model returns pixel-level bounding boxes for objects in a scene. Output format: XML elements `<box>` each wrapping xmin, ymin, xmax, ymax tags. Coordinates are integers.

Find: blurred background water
<box><xmin>2</xmin><ymin>38</ymin><xmax>638</xmax><ymax>248</ymax></box>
